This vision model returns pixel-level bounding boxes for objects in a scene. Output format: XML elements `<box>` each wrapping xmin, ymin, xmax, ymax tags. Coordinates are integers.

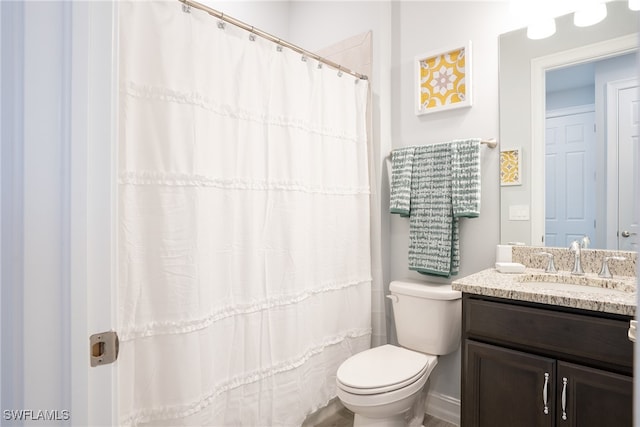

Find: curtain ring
<box><xmin>337</xmin><ymin>66</ymin><xmax>343</xmax><ymax>77</ymax></box>
<box><xmin>217</xmin><ymin>21</ymin><xmax>226</xmax><ymax>29</ymax></box>
<box><xmin>182</xmin><ymin>3</ymin><xmax>191</xmax><ymax>13</ymax></box>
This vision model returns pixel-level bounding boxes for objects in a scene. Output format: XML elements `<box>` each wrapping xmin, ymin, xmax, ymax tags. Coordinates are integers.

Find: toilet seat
<box><xmin>336</xmin><ymin>345</ymin><xmax>437</xmax><ymax>395</ymax></box>
<box><xmin>337</xmin><ymin>364</ymin><xmax>428</xmax><ymax>395</ymax></box>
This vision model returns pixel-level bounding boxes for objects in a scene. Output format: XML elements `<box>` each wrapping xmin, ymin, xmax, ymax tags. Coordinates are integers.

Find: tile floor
<box><xmin>313</xmin><ymin>406</ymin><xmax>457</xmax><ymax>427</ymax></box>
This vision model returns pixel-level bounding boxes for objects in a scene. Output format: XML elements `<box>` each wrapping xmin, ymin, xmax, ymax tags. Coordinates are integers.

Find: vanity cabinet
<box><xmin>461</xmin><ymin>294</ymin><xmax>633</xmax><ymax>427</ymax></box>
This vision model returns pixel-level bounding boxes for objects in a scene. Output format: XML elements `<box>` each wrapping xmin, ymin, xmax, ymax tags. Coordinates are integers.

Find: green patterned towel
<box><xmin>407</xmin><ymin>139</ymin><xmax>481</xmax><ymax>277</ymax></box>
<box><xmin>389</xmin><ymin>147</ymin><xmax>415</xmax><ymax>217</ymax></box>
<box><xmin>452</xmin><ymin>138</ymin><xmax>481</xmax><ymax>218</ymax></box>
<box><xmin>408</xmin><ymin>143</ymin><xmax>457</xmax><ymax>277</ymax></box>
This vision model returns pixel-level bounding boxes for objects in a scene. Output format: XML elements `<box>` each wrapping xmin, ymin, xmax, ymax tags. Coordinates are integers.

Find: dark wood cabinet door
<box><xmin>464</xmin><ymin>340</ymin><xmax>555</xmax><ymax>427</ymax></box>
<box><xmin>556</xmin><ymin>361</ymin><xmax>632</xmax><ymax>427</ymax></box>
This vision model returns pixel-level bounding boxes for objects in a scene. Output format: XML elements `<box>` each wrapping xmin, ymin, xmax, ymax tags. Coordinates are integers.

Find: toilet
<box><xmin>335</xmin><ymin>279</ymin><xmax>462</xmax><ymax>427</ymax></box>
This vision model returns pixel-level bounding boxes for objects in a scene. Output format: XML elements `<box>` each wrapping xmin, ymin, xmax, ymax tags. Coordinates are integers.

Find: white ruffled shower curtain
<box><xmin>117</xmin><ymin>1</ymin><xmax>372</xmax><ymax>426</ymax></box>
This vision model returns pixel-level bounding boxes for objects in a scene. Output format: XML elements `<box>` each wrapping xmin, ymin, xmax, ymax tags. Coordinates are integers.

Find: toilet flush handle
<box><xmin>386</xmin><ymin>294</ymin><xmax>399</xmax><ymax>303</ymax></box>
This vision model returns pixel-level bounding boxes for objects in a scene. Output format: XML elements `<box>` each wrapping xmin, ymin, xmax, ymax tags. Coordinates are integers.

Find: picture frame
<box><xmin>415</xmin><ymin>41</ymin><xmax>472</xmax><ymax>115</ymax></box>
<box><xmin>500</xmin><ymin>147</ymin><xmax>522</xmax><ymax>186</ymax></box>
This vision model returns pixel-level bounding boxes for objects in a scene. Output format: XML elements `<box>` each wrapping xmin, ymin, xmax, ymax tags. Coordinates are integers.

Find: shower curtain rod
<box><xmin>178</xmin><ymin>0</ymin><xmax>369</xmax><ymax>80</ymax></box>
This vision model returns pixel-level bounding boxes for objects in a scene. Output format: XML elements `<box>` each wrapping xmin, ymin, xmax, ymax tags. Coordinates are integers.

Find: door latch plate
<box><xmin>90</xmin><ymin>331</ymin><xmax>119</xmax><ymax>367</ymax></box>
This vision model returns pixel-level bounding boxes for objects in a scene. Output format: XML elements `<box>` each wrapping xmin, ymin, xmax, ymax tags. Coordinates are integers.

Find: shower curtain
<box><xmin>117</xmin><ymin>2</ymin><xmax>372</xmax><ymax>426</ymax></box>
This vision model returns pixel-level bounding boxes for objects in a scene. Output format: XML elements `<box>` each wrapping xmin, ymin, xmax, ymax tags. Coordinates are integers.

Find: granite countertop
<box><xmin>452</xmin><ymin>268</ymin><xmax>637</xmax><ymax>316</ymax></box>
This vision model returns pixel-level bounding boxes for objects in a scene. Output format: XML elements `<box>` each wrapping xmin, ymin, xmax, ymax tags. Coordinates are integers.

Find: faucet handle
<box><xmin>599</xmin><ymin>256</ymin><xmax>626</xmax><ymax>278</ymax></box>
<box><xmin>580</xmin><ymin>236</ymin><xmax>591</xmax><ymax>249</ymax></box>
<box><xmin>536</xmin><ymin>252</ymin><xmax>557</xmax><ymax>273</ymax></box>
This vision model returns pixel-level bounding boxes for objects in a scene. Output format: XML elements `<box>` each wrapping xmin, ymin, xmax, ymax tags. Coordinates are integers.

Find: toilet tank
<box><xmin>389</xmin><ymin>279</ymin><xmax>462</xmax><ymax>355</ymax></box>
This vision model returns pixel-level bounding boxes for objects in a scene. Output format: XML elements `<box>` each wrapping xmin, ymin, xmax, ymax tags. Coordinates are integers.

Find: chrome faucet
<box><xmin>569</xmin><ymin>237</ymin><xmax>589</xmax><ymax>276</ymax></box>
<box><xmin>536</xmin><ymin>252</ymin><xmax>557</xmax><ymax>273</ymax></box>
<box><xmin>580</xmin><ymin>235</ymin><xmax>591</xmax><ymax>249</ymax></box>
<box><xmin>599</xmin><ymin>256</ymin><xmax>626</xmax><ymax>278</ymax></box>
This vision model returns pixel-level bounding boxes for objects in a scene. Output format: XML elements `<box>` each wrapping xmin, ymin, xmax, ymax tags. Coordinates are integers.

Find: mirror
<box><xmin>545</xmin><ymin>53</ymin><xmax>637</xmax><ymax>249</ymax></box>
<box><xmin>499</xmin><ymin>1</ymin><xmax>639</xmax><ymax>249</ymax></box>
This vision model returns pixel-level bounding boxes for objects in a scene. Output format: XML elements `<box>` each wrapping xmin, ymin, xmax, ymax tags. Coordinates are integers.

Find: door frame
<box><xmin>1</xmin><ymin>0</ymin><xmax>26</xmax><ymax>414</ymax></box>
<box><xmin>70</xmin><ymin>1</ymin><xmax>119</xmax><ymax>425</ymax></box>
<box><xmin>605</xmin><ymin>77</ymin><xmax>638</xmax><ymax>250</ymax></box>
<box><xmin>1</xmin><ymin>1</ymin><xmax>119</xmax><ymax>424</ymax></box>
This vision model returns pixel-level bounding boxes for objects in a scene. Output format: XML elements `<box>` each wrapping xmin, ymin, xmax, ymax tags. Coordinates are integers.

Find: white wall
<box><xmin>546</xmin><ymin>85</ymin><xmax>595</xmax><ymax>110</ymax></box>
<box><xmin>22</xmin><ymin>1</ymin><xmax>70</xmax><ymax>415</ymax></box>
<box><xmin>202</xmin><ymin>1</ymin><xmax>292</xmax><ymax>39</ymax></box>
<box><xmin>1</xmin><ymin>2</ymin><xmax>74</xmax><ymax>423</ymax></box>
<box><xmin>391</xmin><ymin>0</ymin><xmax>517</xmax><ymax>404</ymax></box>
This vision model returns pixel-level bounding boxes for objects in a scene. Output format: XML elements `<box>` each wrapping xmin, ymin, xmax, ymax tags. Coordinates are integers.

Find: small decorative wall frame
<box><xmin>500</xmin><ymin>147</ymin><xmax>522</xmax><ymax>186</ymax></box>
<box><xmin>415</xmin><ymin>41</ymin><xmax>472</xmax><ymax>115</ymax></box>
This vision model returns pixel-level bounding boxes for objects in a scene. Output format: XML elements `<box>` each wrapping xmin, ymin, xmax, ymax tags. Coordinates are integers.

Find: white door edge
<box><xmin>605</xmin><ymin>77</ymin><xmax>638</xmax><ymax>250</ymax></box>
<box><xmin>70</xmin><ymin>1</ymin><xmax>119</xmax><ymax>425</ymax></box>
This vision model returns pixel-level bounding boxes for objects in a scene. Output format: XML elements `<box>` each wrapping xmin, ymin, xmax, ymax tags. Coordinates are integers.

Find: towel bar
<box><xmin>481</xmin><ymin>138</ymin><xmax>498</xmax><ymax>148</ymax></box>
<box><xmin>386</xmin><ymin>138</ymin><xmax>498</xmax><ymax>159</ymax></box>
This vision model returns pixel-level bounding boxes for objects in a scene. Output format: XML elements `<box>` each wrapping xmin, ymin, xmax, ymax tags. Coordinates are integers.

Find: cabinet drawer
<box><xmin>464</xmin><ymin>297</ymin><xmax>633</xmax><ymax>372</ymax></box>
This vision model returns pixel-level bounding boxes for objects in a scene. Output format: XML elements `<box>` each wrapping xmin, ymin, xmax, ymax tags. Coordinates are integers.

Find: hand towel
<box><xmin>389</xmin><ymin>147</ymin><xmax>415</xmax><ymax>217</ymax></box>
<box><xmin>451</xmin><ymin>138</ymin><xmax>481</xmax><ymax>218</ymax></box>
<box><xmin>408</xmin><ymin>143</ymin><xmax>458</xmax><ymax>277</ymax></box>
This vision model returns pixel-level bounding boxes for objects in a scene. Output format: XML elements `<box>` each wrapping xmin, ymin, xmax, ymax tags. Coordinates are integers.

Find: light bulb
<box><xmin>574</xmin><ymin>2</ymin><xmax>608</xmax><ymax>27</ymax></box>
<box><xmin>527</xmin><ymin>17</ymin><xmax>556</xmax><ymax>40</ymax></box>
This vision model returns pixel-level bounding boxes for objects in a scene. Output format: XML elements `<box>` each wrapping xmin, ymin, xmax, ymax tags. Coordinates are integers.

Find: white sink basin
<box><xmin>520</xmin><ymin>272</ymin><xmax>636</xmax><ymax>294</ymax></box>
<box><xmin>521</xmin><ymin>280</ymin><xmax>628</xmax><ymax>295</ymax></box>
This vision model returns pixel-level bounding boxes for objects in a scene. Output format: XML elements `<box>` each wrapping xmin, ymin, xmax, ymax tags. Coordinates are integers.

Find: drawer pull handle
<box><xmin>542</xmin><ymin>372</ymin><xmax>550</xmax><ymax>414</ymax></box>
<box><xmin>561</xmin><ymin>377</ymin><xmax>568</xmax><ymax>421</ymax></box>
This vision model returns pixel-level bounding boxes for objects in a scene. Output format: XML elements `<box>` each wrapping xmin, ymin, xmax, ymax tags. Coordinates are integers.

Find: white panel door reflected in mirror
<box><xmin>544</xmin><ymin>53</ymin><xmax>637</xmax><ymax>249</ymax></box>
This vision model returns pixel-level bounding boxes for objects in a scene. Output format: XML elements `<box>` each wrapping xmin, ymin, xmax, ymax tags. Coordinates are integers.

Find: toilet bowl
<box><xmin>335</xmin><ymin>280</ymin><xmax>462</xmax><ymax>427</ymax></box>
<box><xmin>336</xmin><ymin>344</ymin><xmax>437</xmax><ymax>426</ymax></box>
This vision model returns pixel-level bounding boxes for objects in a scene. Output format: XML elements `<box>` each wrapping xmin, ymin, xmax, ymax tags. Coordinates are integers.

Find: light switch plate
<box><xmin>509</xmin><ymin>204</ymin><xmax>530</xmax><ymax>221</ymax></box>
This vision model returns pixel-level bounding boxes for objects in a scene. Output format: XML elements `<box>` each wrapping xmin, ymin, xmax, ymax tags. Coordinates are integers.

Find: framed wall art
<box><xmin>415</xmin><ymin>41</ymin><xmax>472</xmax><ymax>115</ymax></box>
<box><xmin>500</xmin><ymin>147</ymin><xmax>522</xmax><ymax>186</ymax></box>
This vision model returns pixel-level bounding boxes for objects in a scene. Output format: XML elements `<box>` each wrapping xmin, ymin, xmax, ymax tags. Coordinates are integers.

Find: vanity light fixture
<box><xmin>574</xmin><ymin>2</ymin><xmax>608</xmax><ymax>27</ymax></box>
<box><xmin>629</xmin><ymin>0</ymin><xmax>640</xmax><ymax>11</ymax></box>
<box><xmin>527</xmin><ymin>17</ymin><xmax>556</xmax><ymax>39</ymax></box>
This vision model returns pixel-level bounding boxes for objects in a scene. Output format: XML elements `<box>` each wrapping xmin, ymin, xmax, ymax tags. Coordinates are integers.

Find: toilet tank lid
<box><xmin>390</xmin><ymin>279</ymin><xmax>462</xmax><ymax>300</ymax></box>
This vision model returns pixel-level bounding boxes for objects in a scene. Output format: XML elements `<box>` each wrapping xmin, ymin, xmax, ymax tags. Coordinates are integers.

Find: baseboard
<box><xmin>424</xmin><ymin>391</ymin><xmax>460</xmax><ymax>426</ymax></box>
